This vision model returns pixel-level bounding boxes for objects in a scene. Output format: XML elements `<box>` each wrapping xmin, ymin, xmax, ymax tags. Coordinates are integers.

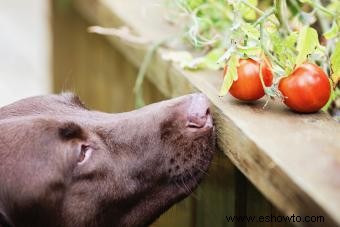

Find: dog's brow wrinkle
<box><xmin>59</xmin><ymin>122</ymin><xmax>85</xmax><ymax>140</ymax></box>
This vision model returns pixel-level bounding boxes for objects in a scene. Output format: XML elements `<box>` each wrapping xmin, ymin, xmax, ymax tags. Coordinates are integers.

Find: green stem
<box><xmin>308</xmin><ymin>0</ymin><xmax>336</xmax><ymax>18</ymax></box>
<box><xmin>288</xmin><ymin>0</ymin><xmax>302</xmax><ymax>13</ymax></box>
<box><xmin>254</xmin><ymin>8</ymin><xmax>275</xmax><ymax>26</ymax></box>
<box><xmin>314</xmin><ymin>0</ymin><xmax>330</xmax><ymax>32</ymax></box>
<box><xmin>241</xmin><ymin>0</ymin><xmax>265</xmax><ymax>15</ymax></box>
<box><xmin>192</xmin><ymin>1</ymin><xmax>226</xmax><ymax>16</ymax></box>
<box><xmin>134</xmin><ymin>38</ymin><xmax>168</xmax><ymax>108</ymax></box>
<box><xmin>259</xmin><ymin>59</ymin><xmax>267</xmax><ymax>90</ymax></box>
<box><xmin>274</xmin><ymin>0</ymin><xmax>292</xmax><ymax>34</ymax></box>
<box><xmin>281</xmin><ymin>0</ymin><xmax>292</xmax><ymax>33</ymax></box>
<box><xmin>259</xmin><ymin>22</ymin><xmax>286</xmax><ymax>70</ymax></box>
<box><xmin>242</xmin><ymin>0</ymin><xmax>279</xmax><ymax>26</ymax></box>
<box><xmin>306</xmin><ymin>0</ymin><xmax>333</xmax><ymax>74</ymax></box>
<box><xmin>259</xmin><ymin>60</ymin><xmax>270</xmax><ymax>108</ymax></box>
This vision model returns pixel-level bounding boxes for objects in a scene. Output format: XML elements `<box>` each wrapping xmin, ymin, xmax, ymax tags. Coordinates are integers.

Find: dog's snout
<box><xmin>186</xmin><ymin>94</ymin><xmax>212</xmax><ymax>129</ymax></box>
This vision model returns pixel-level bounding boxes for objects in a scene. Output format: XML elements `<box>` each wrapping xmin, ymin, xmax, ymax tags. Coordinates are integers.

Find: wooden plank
<box><xmin>152</xmin><ymin>197</ymin><xmax>194</xmax><ymax>227</ymax></box>
<box><xmin>246</xmin><ymin>178</ymin><xmax>293</xmax><ymax>227</ymax></box>
<box><xmin>70</xmin><ymin>0</ymin><xmax>340</xmax><ymax>226</ymax></box>
<box><xmin>234</xmin><ymin>170</ymin><xmax>247</xmax><ymax>227</ymax></box>
<box><xmin>195</xmin><ymin>152</ymin><xmax>236</xmax><ymax>227</ymax></box>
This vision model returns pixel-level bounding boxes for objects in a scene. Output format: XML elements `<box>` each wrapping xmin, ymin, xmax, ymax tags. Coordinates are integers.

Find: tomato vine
<box><xmin>166</xmin><ymin>0</ymin><xmax>340</xmax><ymax>114</ymax></box>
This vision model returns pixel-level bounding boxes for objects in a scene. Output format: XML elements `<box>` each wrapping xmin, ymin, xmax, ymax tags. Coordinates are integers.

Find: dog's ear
<box><xmin>0</xmin><ymin>211</ymin><xmax>13</xmax><ymax>227</ymax></box>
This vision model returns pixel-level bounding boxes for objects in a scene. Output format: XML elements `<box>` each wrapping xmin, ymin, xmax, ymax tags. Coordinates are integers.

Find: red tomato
<box><xmin>223</xmin><ymin>59</ymin><xmax>273</xmax><ymax>101</ymax></box>
<box><xmin>278</xmin><ymin>63</ymin><xmax>331</xmax><ymax>113</ymax></box>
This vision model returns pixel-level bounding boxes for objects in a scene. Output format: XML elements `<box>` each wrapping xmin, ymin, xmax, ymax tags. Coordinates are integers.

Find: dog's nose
<box><xmin>186</xmin><ymin>93</ymin><xmax>212</xmax><ymax>129</ymax></box>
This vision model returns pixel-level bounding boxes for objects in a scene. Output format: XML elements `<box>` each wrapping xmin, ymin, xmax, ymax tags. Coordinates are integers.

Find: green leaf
<box><xmin>241</xmin><ymin>22</ymin><xmax>260</xmax><ymax>40</ymax></box>
<box><xmin>187</xmin><ymin>0</ymin><xmax>206</xmax><ymax>10</ymax></box>
<box><xmin>264</xmin><ymin>15</ymin><xmax>279</xmax><ymax>33</ymax></box>
<box><xmin>240</xmin><ymin>0</ymin><xmax>258</xmax><ymax>21</ymax></box>
<box><xmin>228</xmin><ymin>0</ymin><xmax>241</xmax><ymax>5</ymax></box>
<box><xmin>217</xmin><ymin>45</ymin><xmax>236</xmax><ymax>64</ymax></box>
<box><xmin>284</xmin><ymin>32</ymin><xmax>298</xmax><ymax>49</ymax></box>
<box><xmin>298</xmin><ymin>0</ymin><xmax>312</xmax><ymax>3</ymax></box>
<box><xmin>181</xmin><ymin>48</ymin><xmax>225</xmax><ymax>70</ymax></box>
<box><xmin>322</xmin><ymin>86</ymin><xmax>340</xmax><ymax>112</ymax></box>
<box><xmin>201</xmin><ymin>48</ymin><xmax>225</xmax><ymax>70</ymax></box>
<box><xmin>237</xmin><ymin>44</ymin><xmax>262</xmax><ymax>56</ymax></box>
<box><xmin>270</xmin><ymin>32</ymin><xmax>297</xmax><ymax>73</ymax></box>
<box><xmin>196</xmin><ymin>48</ymin><xmax>225</xmax><ymax>70</ymax></box>
<box><xmin>295</xmin><ymin>26</ymin><xmax>319</xmax><ymax>67</ymax></box>
<box><xmin>323</xmin><ymin>21</ymin><xmax>339</xmax><ymax>40</ymax></box>
<box><xmin>219</xmin><ymin>54</ymin><xmax>239</xmax><ymax>96</ymax></box>
<box><xmin>316</xmin><ymin>44</ymin><xmax>326</xmax><ymax>53</ymax></box>
<box><xmin>330</xmin><ymin>42</ymin><xmax>340</xmax><ymax>86</ymax></box>
<box><xmin>327</xmin><ymin>1</ymin><xmax>340</xmax><ymax>15</ymax></box>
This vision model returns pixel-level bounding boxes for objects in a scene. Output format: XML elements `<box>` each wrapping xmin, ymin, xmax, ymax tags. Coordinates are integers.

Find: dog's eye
<box><xmin>78</xmin><ymin>144</ymin><xmax>92</xmax><ymax>165</ymax></box>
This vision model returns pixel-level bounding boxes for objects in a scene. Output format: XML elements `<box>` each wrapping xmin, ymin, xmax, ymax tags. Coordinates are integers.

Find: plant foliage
<box><xmin>166</xmin><ymin>0</ymin><xmax>340</xmax><ymax>111</ymax></box>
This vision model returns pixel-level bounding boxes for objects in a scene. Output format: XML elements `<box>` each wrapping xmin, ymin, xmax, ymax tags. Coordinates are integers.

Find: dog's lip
<box><xmin>169</xmin><ymin>146</ymin><xmax>215</xmax><ymax>195</ymax></box>
<box><xmin>169</xmin><ymin>164</ymin><xmax>209</xmax><ymax>195</ymax></box>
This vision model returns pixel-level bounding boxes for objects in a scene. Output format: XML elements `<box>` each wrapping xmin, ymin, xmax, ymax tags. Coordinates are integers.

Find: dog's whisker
<box><xmin>180</xmin><ymin>176</ymin><xmax>192</xmax><ymax>194</ymax></box>
<box><xmin>194</xmin><ymin>162</ymin><xmax>209</xmax><ymax>172</ymax></box>
<box><xmin>181</xmin><ymin>176</ymin><xmax>201</xmax><ymax>199</ymax></box>
<box><xmin>196</xmin><ymin>157</ymin><xmax>215</xmax><ymax>165</ymax></box>
<box><xmin>187</xmin><ymin>170</ymin><xmax>198</xmax><ymax>186</ymax></box>
<box><xmin>175</xmin><ymin>178</ymin><xmax>198</xmax><ymax>199</ymax></box>
<box><xmin>174</xmin><ymin>180</ymin><xmax>186</xmax><ymax>192</ymax></box>
<box><xmin>187</xmin><ymin>171</ymin><xmax>202</xmax><ymax>200</ymax></box>
<box><xmin>193</xmin><ymin>166</ymin><xmax>209</xmax><ymax>176</ymax></box>
<box><xmin>195</xmin><ymin>155</ymin><xmax>217</xmax><ymax>165</ymax></box>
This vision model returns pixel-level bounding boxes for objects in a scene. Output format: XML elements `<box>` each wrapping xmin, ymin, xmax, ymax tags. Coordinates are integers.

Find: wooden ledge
<box><xmin>72</xmin><ymin>0</ymin><xmax>340</xmax><ymax>225</ymax></box>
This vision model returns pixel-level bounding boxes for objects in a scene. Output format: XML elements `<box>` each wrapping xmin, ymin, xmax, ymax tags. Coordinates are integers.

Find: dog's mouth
<box><xmin>170</xmin><ymin>151</ymin><xmax>214</xmax><ymax>195</ymax></box>
<box><xmin>168</xmin><ymin>125</ymin><xmax>215</xmax><ymax>196</ymax></box>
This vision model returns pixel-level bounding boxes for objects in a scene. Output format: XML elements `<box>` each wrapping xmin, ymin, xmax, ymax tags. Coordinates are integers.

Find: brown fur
<box><xmin>0</xmin><ymin>93</ymin><xmax>215</xmax><ymax>227</ymax></box>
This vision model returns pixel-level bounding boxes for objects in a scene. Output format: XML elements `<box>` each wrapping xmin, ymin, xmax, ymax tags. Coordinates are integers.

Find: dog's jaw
<box><xmin>118</xmin><ymin>126</ymin><xmax>216</xmax><ymax>227</ymax></box>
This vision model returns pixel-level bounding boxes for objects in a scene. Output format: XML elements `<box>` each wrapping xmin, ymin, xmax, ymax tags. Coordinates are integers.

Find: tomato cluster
<box><xmin>223</xmin><ymin>59</ymin><xmax>331</xmax><ymax>113</ymax></box>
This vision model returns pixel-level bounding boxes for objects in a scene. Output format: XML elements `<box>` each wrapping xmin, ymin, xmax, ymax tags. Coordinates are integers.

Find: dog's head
<box><xmin>0</xmin><ymin>93</ymin><xmax>215</xmax><ymax>227</ymax></box>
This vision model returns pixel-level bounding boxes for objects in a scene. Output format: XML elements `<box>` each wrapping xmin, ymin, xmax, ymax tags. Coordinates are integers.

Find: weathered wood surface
<box><xmin>64</xmin><ymin>0</ymin><xmax>340</xmax><ymax>225</ymax></box>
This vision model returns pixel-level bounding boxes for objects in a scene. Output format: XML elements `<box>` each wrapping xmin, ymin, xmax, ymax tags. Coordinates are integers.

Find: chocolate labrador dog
<box><xmin>0</xmin><ymin>93</ymin><xmax>215</xmax><ymax>227</ymax></box>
